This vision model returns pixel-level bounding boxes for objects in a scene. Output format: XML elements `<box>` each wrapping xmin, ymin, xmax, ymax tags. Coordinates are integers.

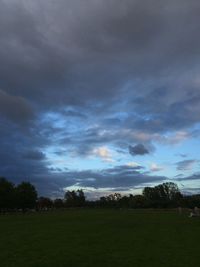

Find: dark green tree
<box><xmin>37</xmin><ymin>197</ymin><xmax>53</xmax><ymax>210</ymax></box>
<box><xmin>130</xmin><ymin>195</ymin><xmax>146</xmax><ymax>208</ymax></box>
<box><xmin>143</xmin><ymin>182</ymin><xmax>182</xmax><ymax>208</ymax></box>
<box><xmin>64</xmin><ymin>189</ymin><xmax>85</xmax><ymax>207</ymax></box>
<box><xmin>54</xmin><ymin>198</ymin><xmax>64</xmax><ymax>209</ymax></box>
<box><xmin>0</xmin><ymin>177</ymin><xmax>15</xmax><ymax>211</ymax></box>
<box><xmin>16</xmin><ymin>182</ymin><xmax>37</xmax><ymax>211</ymax></box>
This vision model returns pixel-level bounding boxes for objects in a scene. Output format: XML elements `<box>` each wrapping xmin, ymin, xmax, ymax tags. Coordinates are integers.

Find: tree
<box><xmin>0</xmin><ymin>177</ymin><xmax>15</xmax><ymax>211</ymax></box>
<box><xmin>119</xmin><ymin>195</ymin><xmax>130</xmax><ymax>208</ymax></box>
<box><xmin>157</xmin><ymin>182</ymin><xmax>181</xmax><ymax>200</ymax></box>
<box><xmin>99</xmin><ymin>193</ymin><xmax>122</xmax><ymax>207</ymax></box>
<box><xmin>64</xmin><ymin>189</ymin><xmax>86</xmax><ymax>207</ymax></box>
<box><xmin>142</xmin><ymin>186</ymin><xmax>159</xmax><ymax>207</ymax></box>
<box><xmin>37</xmin><ymin>197</ymin><xmax>53</xmax><ymax>210</ymax></box>
<box><xmin>143</xmin><ymin>182</ymin><xmax>182</xmax><ymax>208</ymax></box>
<box><xmin>16</xmin><ymin>182</ymin><xmax>37</xmax><ymax>211</ymax></box>
<box><xmin>130</xmin><ymin>195</ymin><xmax>146</xmax><ymax>208</ymax></box>
<box><xmin>54</xmin><ymin>198</ymin><xmax>64</xmax><ymax>209</ymax></box>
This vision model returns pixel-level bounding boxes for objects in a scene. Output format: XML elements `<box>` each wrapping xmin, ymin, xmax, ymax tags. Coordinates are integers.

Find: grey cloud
<box><xmin>1</xmin><ymin>0</ymin><xmax>200</xmax><ymax>111</ymax></box>
<box><xmin>129</xmin><ymin>144</ymin><xmax>149</xmax><ymax>156</ymax></box>
<box><xmin>0</xmin><ymin>90</ymin><xmax>34</xmax><ymax>124</ymax></box>
<box><xmin>63</xmin><ymin>109</ymin><xmax>86</xmax><ymax>118</ymax></box>
<box><xmin>4</xmin><ymin>163</ymin><xmax>166</xmax><ymax>197</ymax></box>
<box><xmin>0</xmin><ymin>120</ymin><xmax>50</xmax><ymax>180</ymax></box>
<box><xmin>105</xmin><ymin>164</ymin><xmax>144</xmax><ymax>173</ymax></box>
<box><xmin>23</xmin><ymin>150</ymin><xmax>46</xmax><ymax>161</ymax></box>
<box><xmin>61</xmin><ymin>164</ymin><xmax>166</xmax><ymax>190</ymax></box>
<box><xmin>176</xmin><ymin>173</ymin><xmax>200</xmax><ymax>182</ymax></box>
<box><xmin>176</xmin><ymin>159</ymin><xmax>197</xmax><ymax>171</ymax></box>
<box><xmin>181</xmin><ymin>188</ymin><xmax>200</xmax><ymax>195</ymax></box>
<box><xmin>1</xmin><ymin>0</ymin><xmax>200</xmax><ymax>196</ymax></box>
<box><xmin>0</xmin><ymin>0</ymin><xmax>200</xmax><ymax>138</ymax></box>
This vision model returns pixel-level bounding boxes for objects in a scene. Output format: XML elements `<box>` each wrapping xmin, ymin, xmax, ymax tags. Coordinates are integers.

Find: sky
<box><xmin>0</xmin><ymin>0</ymin><xmax>200</xmax><ymax>199</ymax></box>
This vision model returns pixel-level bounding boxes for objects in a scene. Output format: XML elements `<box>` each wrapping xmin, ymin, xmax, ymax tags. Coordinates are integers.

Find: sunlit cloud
<box><xmin>150</xmin><ymin>163</ymin><xmax>164</xmax><ymax>172</ymax></box>
<box><xmin>92</xmin><ymin>146</ymin><xmax>114</xmax><ymax>162</ymax></box>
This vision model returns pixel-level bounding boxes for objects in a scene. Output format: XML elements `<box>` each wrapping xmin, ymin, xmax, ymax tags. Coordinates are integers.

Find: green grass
<box><xmin>0</xmin><ymin>209</ymin><xmax>200</xmax><ymax>267</ymax></box>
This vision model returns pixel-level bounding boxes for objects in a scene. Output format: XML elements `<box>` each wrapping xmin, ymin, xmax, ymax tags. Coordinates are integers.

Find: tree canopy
<box><xmin>0</xmin><ymin>178</ymin><xmax>37</xmax><ymax>212</ymax></box>
<box><xmin>65</xmin><ymin>189</ymin><xmax>86</xmax><ymax>207</ymax></box>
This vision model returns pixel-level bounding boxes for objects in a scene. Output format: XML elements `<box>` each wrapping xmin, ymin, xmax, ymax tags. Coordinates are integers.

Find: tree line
<box><xmin>0</xmin><ymin>177</ymin><xmax>86</xmax><ymax>212</ymax></box>
<box><xmin>95</xmin><ymin>183</ymin><xmax>200</xmax><ymax>209</ymax></box>
<box><xmin>0</xmin><ymin>177</ymin><xmax>37</xmax><ymax>212</ymax></box>
<box><xmin>0</xmin><ymin>177</ymin><xmax>200</xmax><ymax>212</ymax></box>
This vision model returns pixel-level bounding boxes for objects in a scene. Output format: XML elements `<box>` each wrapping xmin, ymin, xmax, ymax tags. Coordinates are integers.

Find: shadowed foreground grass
<box><xmin>0</xmin><ymin>209</ymin><xmax>199</xmax><ymax>267</ymax></box>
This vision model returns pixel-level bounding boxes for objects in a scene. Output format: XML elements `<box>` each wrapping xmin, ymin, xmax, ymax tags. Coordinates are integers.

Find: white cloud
<box><xmin>150</xmin><ymin>163</ymin><xmax>164</xmax><ymax>172</ymax></box>
<box><xmin>126</xmin><ymin>162</ymin><xmax>141</xmax><ymax>168</ymax></box>
<box><xmin>92</xmin><ymin>146</ymin><xmax>114</xmax><ymax>162</ymax></box>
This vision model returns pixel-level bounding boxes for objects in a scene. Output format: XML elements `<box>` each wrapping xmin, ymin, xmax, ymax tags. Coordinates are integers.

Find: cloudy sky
<box><xmin>0</xmin><ymin>0</ymin><xmax>200</xmax><ymax>198</ymax></box>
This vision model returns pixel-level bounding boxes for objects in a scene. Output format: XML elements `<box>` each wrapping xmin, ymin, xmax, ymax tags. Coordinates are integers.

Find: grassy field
<box><xmin>0</xmin><ymin>209</ymin><xmax>199</xmax><ymax>267</ymax></box>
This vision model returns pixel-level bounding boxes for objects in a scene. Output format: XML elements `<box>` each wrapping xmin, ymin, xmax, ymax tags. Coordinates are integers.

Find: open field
<box><xmin>0</xmin><ymin>209</ymin><xmax>200</xmax><ymax>267</ymax></box>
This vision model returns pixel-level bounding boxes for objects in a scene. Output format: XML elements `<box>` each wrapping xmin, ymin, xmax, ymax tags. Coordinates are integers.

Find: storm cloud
<box><xmin>0</xmin><ymin>0</ymin><xmax>200</xmax><ymax>196</ymax></box>
<box><xmin>129</xmin><ymin>144</ymin><xmax>149</xmax><ymax>156</ymax></box>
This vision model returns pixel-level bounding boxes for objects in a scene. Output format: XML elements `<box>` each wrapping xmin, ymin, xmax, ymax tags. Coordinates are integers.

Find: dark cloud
<box><xmin>42</xmin><ymin>164</ymin><xmax>166</xmax><ymax>196</ymax></box>
<box><xmin>176</xmin><ymin>159</ymin><xmax>197</xmax><ymax>171</ymax></box>
<box><xmin>129</xmin><ymin>144</ymin><xmax>149</xmax><ymax>156</ymax></box>
<box><xmin>0</xmin><ymin>119</ymin><xmax>50</xmax><ymax>180</ymax></box>
<box><xmin>179</xmin><ymin>173</ymin><xmax>200</xmax><ymax>181</ymax></box>
<box><xmin>0</xmin><ymin>158</ymin><xmax>166</xmax><ymax>197</ymax></box>
<box><xmin>0</xmin><ymin>0</ymin><xmax>200</xmax><ymax>195</ymax></box>
<box><xmin>63</xmin><ymin>109</ymin><xmax>86</xmax><ymax>118</ymax></box>
<box><xmin>1</xmin><ymin>0</ymin><xmax>200</xmax><ymax>113</ymax></box>
<box><xmin>0</xmin><ymin>90</ymin><xmax>34</xmax><ymax>124</ymax></box>
<box><xmin>0</xmin><ymin>1</ymin><xmax>199</xmax><ymax>135</ymax></box>
<box><xmin>22</xmin><ymin>150</ymin><xmax>46</xmax><ymax>161</ymax></box>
